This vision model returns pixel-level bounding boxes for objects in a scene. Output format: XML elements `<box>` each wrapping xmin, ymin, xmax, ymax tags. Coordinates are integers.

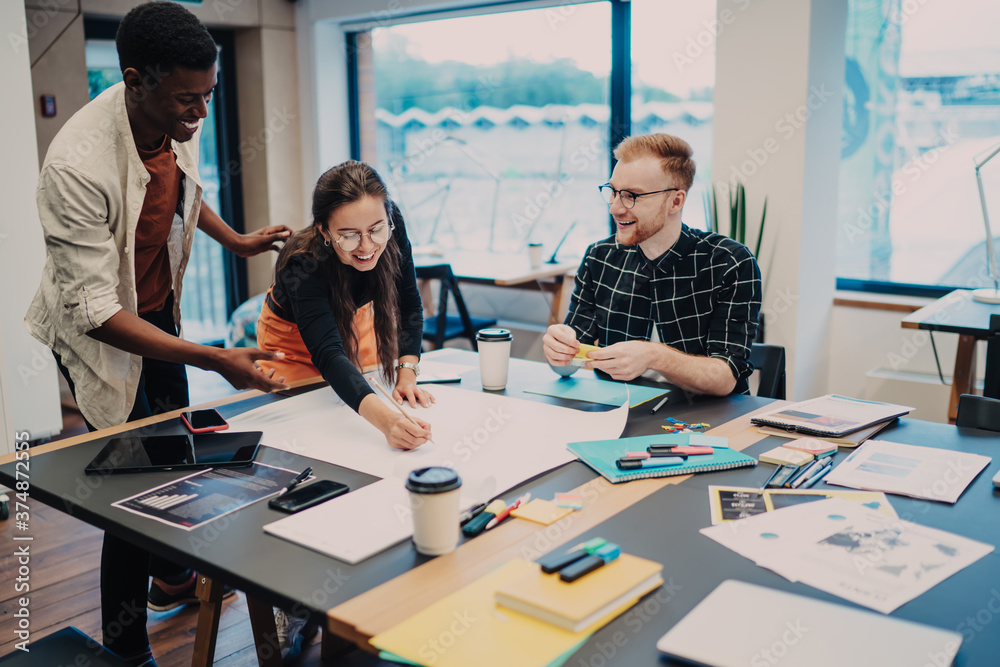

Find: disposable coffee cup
<box><xmin>476</xmin><ymin>328</ymin><xmax>513</xmax><ymax>390</ymax></box>
<box><xmin>528</xmin><ymin>243</ymin><xmax>544</xmax><ymax>269</ymax></box>
<box><xmin>406</xmin><ymin>466</ymin><xmax>462</xmax><ymax>556</ymax></box>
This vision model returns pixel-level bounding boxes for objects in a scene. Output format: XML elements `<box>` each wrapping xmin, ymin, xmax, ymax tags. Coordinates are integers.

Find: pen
<box><xmin>648</xmin><ymin>445</ymin><xmax>717</xmax><ymax>455</ymax></box>
<box><xmin>486</xmin><ymin>493</ymin><xmax>530</xmax><ymax>530</ymax></box>
<box><xmin>368</xmin><ymin>376</ymin><xmax>435</xmax><ymax>445</ymax></box>
<box><xmin>459</xmin><ymin>502</ymin><xmax>488</xmax><ymax>525</ymax></box>
<box><xmin>759</xmin><ymin>465</ymin><xmax>783</xmax><ymax>491</ymax></box>
<box><xmin>649</xmin><ymin>395</ymin><xmax>670</xmax><ymax>414</ymax></box>
<box><xmin>801</xmin><ymin>463</ymin><xmax>833</xmax><ymax>488</ymax></box>
<box><xmin>279</xmin><ymin>466</ymin><xmax>312</xmax><ymax>496</ymax></box>
<box><xmin>792</xmin><ymin>457</ymin><xmax>833</xmax><ymax>488</ymax></box>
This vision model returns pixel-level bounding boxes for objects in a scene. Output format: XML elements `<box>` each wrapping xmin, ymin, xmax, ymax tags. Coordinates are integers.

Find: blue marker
<box><xmin>616</xmin><ymin>456</ymin><xmax>684</xmax><ymax>470</ymax></box>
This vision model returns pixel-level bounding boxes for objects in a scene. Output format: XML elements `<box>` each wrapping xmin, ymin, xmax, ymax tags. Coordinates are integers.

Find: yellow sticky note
<box><xmin>510</xmin><ymin>499</ymin><xmax>575</xmax><ymax>525</ymax></box>
<box><xmin>572</xmin><ymin>343</ymin><xmax>600</xmax><ymax>367</ymax></box>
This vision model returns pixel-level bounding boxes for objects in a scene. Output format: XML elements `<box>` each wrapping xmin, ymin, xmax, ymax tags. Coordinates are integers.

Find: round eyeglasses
<box><xmin>598</xmin><ymin>184</ymin><xmax>680</xmax><ymax>209</ymax></box>
<box><xmin>334</xmin><ymin>223</ymin><xmax>394</xmax><ymax>252</ymax></box>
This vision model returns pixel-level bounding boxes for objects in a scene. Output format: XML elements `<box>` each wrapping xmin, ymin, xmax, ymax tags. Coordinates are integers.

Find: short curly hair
<box><xmin>116</xmin><ymin>1</ymin><xmax>217</xmax><ymax>77</ymax></box>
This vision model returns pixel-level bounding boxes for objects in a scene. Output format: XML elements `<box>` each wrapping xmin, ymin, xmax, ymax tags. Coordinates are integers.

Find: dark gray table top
<box><xmin>7</xmin><ymin>352</ymin><xmax>995</xmax><ymax>665</ymax></box>
<box><xmin>0</xmin><ymin>353</ymin><xmax>765</xmax><ymax>618</ymax></box>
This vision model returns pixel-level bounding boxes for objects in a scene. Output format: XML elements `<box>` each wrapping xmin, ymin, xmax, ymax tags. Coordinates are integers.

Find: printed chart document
<box><xmin>823</xmin><ymin>440</ymin><xmax>991</xmax><ymax>503</ymax></box>
<box><xmin>113</xmin><ymin>463</ymin><xmax>301</xmax><ymax>530</ymax></box>
<box><xmin>751</xmin><ymin>395</ymin><xmax>911</xmax><ymax>437</ymax></box>
<box><xmin>701</xmin><ymin>498</ymin><xmax>993</xmax><ymax>613</ymax></box>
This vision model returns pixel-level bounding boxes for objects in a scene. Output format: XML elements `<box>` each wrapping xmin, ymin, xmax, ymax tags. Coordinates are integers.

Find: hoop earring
<box><xmin>323</xmin><ymin>238</ymin><xmax>331</xmax><ymax>248</ymax></box>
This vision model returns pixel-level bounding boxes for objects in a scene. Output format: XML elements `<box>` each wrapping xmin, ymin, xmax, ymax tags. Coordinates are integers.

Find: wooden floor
<box><xmin>0</xmin><ymin>385</ymin><xmax>375</xmax><ymax>665</ymax></box>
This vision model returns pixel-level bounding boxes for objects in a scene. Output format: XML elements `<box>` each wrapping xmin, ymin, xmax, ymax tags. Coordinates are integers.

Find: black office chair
<box><xmin>0</xmin><ymin>627</ymin><xmax>131</xmax><ymax>666</ymax></box>
<box><xmin>415</xmin><ymin>264</ymin><xmax>497</xmax><ymax>350</ymax></box>
<box><xmin>955</xmin><ymin>394</ymin><xmax>1000</xmax><ymax>432</ymax></box>
<box><xmin>984</xmin><ymin>314</ymin><xmax>999</xmax><ymax>399</ymax></box>
<box><xmin>749</xmin><ymin>343</ymin><xmax>786</xmax><ymax>400</ymax></box>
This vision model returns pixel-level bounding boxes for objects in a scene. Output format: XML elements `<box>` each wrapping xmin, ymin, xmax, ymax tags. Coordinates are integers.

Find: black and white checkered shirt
<box><xmin>565</xmin><ymin>224</ymin><xmax>762</xmax><ymax>394</ymax></box>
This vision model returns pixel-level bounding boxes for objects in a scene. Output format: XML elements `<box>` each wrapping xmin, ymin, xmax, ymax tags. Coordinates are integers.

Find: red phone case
<box><xmin>181</xmin><ymin>411</ymin><xmax>229</xmax><ymax>433</ymax></box>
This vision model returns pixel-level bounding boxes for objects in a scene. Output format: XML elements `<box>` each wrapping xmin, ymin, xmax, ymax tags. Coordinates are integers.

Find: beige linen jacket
<box><xmin>26</xmin><ymin>83</ymin><xmax>202</xmax><ymax>429</ymax></box>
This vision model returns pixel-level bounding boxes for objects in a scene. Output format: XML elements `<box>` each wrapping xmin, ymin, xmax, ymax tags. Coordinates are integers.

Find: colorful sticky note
<box><xmin>511</xmin><ymin>499</ymin><xmax>575</xmax><ymax>525</ymax></box>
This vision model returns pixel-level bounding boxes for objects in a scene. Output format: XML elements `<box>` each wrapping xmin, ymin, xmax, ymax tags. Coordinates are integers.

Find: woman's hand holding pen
<box><xmin>360</xmin><ymin>388</ymin><xmax>432</xmax><ymax>451</ymax></box>
<box><xmin>382</xmin><ymin>412</ymin><xmax>432</xmax><ymax>450</ymax></box>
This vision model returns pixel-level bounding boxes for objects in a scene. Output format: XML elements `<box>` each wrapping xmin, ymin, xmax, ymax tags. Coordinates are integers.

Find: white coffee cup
<box><xmin>476</xmin><ymin>328</ymin><xmax>513</xmax><ymax>390</ymax></box>
<box><xmin>406</xmin><ymin>467</ymin><xmax>462</xmax><ymax>556</ymax></box>
<box><xmin>528</xmin><ymin>243</ymin><xmax>544</xmax><ymax>270</ymax></box>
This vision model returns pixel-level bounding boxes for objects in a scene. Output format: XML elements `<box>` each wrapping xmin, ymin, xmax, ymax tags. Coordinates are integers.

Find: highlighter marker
<box><xmin>461</xmin><ymin>499</ymin><xmax>505</xmax><ymax>536</ymax></box>
<box><xmin>560</xmin><ymin>543</ymin><xmax>621</xmax><ymax>582</ymax></box>
<box><xmin>616</xmin><ymin>457</ymin><xmax>684</xmax><ymax>470</ymax></box>
<box><xmin>768</xmin><ymin>465</ymin><xmax>800</xmax><ymax>489</ymax></box>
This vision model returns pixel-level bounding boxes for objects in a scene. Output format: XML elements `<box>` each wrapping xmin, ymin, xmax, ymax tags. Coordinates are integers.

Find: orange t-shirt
<box><xmin>134</xmin><ymin>134</ymin><xmax>182</xmax><ymax>314</ymax></box>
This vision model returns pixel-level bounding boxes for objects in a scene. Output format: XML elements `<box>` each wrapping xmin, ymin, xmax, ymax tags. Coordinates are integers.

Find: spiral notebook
<box><xmin>568</xmin><ymin>435</ymin><xmax>755</xmax><ymax>483</ymax></box>
<box><xmin>750</xmin><ymin>395</ymin><xmax>911</xmax><ymax>438</ymax></box>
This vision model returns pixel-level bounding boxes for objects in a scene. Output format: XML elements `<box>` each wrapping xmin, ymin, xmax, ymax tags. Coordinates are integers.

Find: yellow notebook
<box><xmin>494</xmin><ymin>554</ymin><xmax>663</xmax><ymax>632</ymax></box>
<box><xmin>371</xmin><ymin>558</ymin><xmax>656</xmax><ymax>667</ymax></box>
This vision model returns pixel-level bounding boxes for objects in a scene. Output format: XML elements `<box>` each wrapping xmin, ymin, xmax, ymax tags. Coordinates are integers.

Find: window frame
<box><xmin>345</xmin><ymin>0</ymin><xmax>634</xmax><ymax>238</ymax></box>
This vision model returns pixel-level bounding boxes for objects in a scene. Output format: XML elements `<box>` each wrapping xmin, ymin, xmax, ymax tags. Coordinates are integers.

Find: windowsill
<box><xmin>832</xmin><ymin>290</ymin><xmax>936</xmax><ymax>314</ymax></box>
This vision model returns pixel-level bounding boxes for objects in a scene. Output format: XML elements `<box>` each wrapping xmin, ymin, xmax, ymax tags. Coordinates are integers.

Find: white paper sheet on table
<box><xmin>823</xmin><ymin>439</ymin><xmax>991</xmax><ymax>503</ymax></box>
<box><xmin>247</xmin><ymin>383</ymin><xmax>626</xmax><ymax>562</ymax></box>
<box><xmin>263</xmin><ymin>478</ymin><xmax>477</xmax><ymax>564</ymax></box>
<box><xmin>701</xmin><ymin>497</ymin><xmax>994</xmax><ymax>613</ymax></box>
<box><xmin>230</xmin><ymin>383</ymin><xmax>628</xmax><ymax>503</ymax></box>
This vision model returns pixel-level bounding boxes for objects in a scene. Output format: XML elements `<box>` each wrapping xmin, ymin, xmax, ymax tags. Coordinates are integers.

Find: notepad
<box><xmin>495</xmin><ymin>554</ymin><xmax>663</xmax><ymax>632</ymax></box>
<box><xmin>758</xmin><ymin>445</ymin><xmax>814</xmax><ymax>467</ymax></box>
<box><xmin>568</xmin><ymin>435</ymin><xmax>754</xmax><ymax>484</ymax></box>
<box><xmin>657</xmin><ymin>580</ymin><xmax>962</xmax><ymax>667</ymax></box>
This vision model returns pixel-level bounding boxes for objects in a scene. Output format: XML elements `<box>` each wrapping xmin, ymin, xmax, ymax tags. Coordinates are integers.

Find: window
<box><xmin>631</xmin><ymin>0</ymin><xmax>716</xmax><ymax>233</ymax></box>
<box><xmin>84</xmin><ymin>22</ymin><xmax>245</xmax><ymax>343</ymax></box>
<box><xmin>352</xmin><ymin>0</ymin><xmax>717</xmax><ymax>258</ymax></box>
<box><xmin>836</xmin><ymin>0</ymin><xmax>1000</xmax><ymax>295</ymax></box>
<box><xmin>362</xmin><ymin>3</ymin><xmax>612</xmax><ymax>258</ymax></box>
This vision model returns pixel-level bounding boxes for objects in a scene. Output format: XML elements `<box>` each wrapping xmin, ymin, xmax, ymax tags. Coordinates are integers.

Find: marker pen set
<box><xmin>761</xmin><ymin>453</ymin><xmax>835</xmax><ymax>490</ymax></box>
<box><xmin>615</xmin><ymin>444</ymin><xmax>720</xmax><ymax>470</ymax></box>
<box><xmin>536</xmin><ymin>537</ymin><xmax>621</xmax><ymax>582</ymax></box>
<box><xmin>461</xmin><ymin>493</ymin><xmax>531</xmax><ymax>536</ymax></box>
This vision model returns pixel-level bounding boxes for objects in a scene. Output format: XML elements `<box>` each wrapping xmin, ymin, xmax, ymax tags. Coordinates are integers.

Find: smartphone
<box><xmin>181</xmin><ymin>409</ymin><xmax>229</xmax><ymax>433</ymax></box>
<box><xmin>268</xmin><ymin>480</ymin><xmax>350</xmax><ymax>513</ymax></box>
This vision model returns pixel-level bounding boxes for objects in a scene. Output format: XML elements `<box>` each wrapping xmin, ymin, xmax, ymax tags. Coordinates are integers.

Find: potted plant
<box><xmin>703</xmin><ymin>181</ymin><xmax>768</xmax><ymax>341</ymax></box>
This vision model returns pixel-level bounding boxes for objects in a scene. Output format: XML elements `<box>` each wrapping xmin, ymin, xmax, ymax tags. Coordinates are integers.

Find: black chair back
<box><xmin>955</xmin><ymin>394</ymin><xmax>1000</xmax><ymax>432</ymax></box>
<box><xmin>749</xmin><ymin>343</ymin><xmax>786</xmax><ymax>400</ymax></box>
<box><xmin>985</xmin><ymin>314</ymin><xmax>999</xmax><ymax>399</ymax></box>
<box><xmin>415</xmin><ymin>264</ymin><xmax>497</xmax><ymax>350</ymax></box>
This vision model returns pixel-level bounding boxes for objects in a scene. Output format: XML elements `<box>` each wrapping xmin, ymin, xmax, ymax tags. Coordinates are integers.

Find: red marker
<box><xmin>485</xmin><ymin>493</ymin><xmax>531</xmax><ymax>530</ymax></box>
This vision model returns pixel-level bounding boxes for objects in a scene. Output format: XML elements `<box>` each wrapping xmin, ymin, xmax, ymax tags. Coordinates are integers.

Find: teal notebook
<box><xmin>568</xmin><ymin>435</ymin><xmax>755</xmax><ymax>483</ymax></box>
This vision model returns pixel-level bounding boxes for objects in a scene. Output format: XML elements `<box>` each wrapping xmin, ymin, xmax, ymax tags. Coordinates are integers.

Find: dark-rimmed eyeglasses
<box><xmin>334</xmin><ymin>223</ymin><xmax>394</xmax><ymax>251</ymax></box>
<box><xmin>598</xmin><ymin>184</ymin><xmax>680</xmax><ymax>209</ymax></box>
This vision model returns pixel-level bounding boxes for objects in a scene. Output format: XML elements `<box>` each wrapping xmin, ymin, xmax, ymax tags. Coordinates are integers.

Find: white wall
<box><xmin>0</xmin><ymin>2</ymin><xmax>63</xmax><ymax>450</ymax></box>
<box><xmin>712</xmin><ymin>0</ymin><xmax>847</xmax><ymax>400</ymax></box>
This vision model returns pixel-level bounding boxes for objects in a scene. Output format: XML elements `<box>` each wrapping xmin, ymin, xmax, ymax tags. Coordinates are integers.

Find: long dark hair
<box><xmin>275</xmin><ymin>160</ymin><xmax>403</xmax><ymax>385</ymax></box>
